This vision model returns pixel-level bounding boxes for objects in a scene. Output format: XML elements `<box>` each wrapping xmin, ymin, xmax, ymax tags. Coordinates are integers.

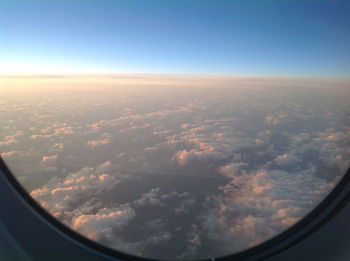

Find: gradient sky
<box><xmin>1</xmin><ymin>0</ymin><xmax>350</xmax><ymax>76</ymax></box>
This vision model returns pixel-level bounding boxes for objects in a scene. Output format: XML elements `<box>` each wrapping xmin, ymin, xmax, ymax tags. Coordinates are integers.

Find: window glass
<box><xmin>1</xmin><ymin>1</ymin><xmax>349</xmax><ymax>260</ymax></box>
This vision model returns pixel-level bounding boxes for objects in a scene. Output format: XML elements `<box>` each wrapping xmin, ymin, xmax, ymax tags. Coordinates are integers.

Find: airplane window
<box><xmin>0</xmin><ymin>1</ymin><xmax>349</xmax><ymax>260</ymax></box>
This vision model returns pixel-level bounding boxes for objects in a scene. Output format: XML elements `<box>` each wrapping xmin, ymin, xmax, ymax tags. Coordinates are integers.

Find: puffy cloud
<box><xmin>106</xmin><ymin>231</ymin><xmax>172</xmax><ymax>255</ymax></box>
<box><xmin>39</xmin><ymin>123</ymin><xmax>75</xmax><ymax>136</ymax></box>
<box><xmin>174</xmin><ymin>149</ymin><xmax>226</xmax><ymax>165</ymax></box>
<box><xmin>152</xmin><ymin>130</ymin><xmax>172</xmax><ymax>135</ymax></box>
<box><xmin>286</xmin><ymin>128</ymin><xmax>350</xmax><ymax>174</ymax></box>
<box><xmin>264</xmin><ymin>113</ymin><xmax>288</xmax><ymax>126</ymax></box>
<box><xmin>42</xmin><ymin>154</ymin><xmax>58</xmax><ymax>164</ymax></box>
<box><xmin>86</xmin><ymin>132</ymin><xmax>113</xmax><ymax>149</ymax></box>
<box><xmin>168</xmin><ymin>120</ymin><xmax>264</xmax><ymax>166</ymax></box>
<box><xmin>40</xmin><ymin>154</ymin><xmax>59</xmax><ymax>172</ymax></box>
<box><xmin>29</xmin><ymin>122</ymin><xmax>81</xmax><ymax>141</ymax></box>
<box><xmin>133</xmin><ymin>188</ymin><xmax>193</xmax><ymax>216</ymax></box>
<box><xmin>0</xmin><ymin>150</ymin><xmax>22</xmax><ymax>159</ymax></box>
<box><xmin>141</xmin><ymin>231</ymin><xmax>172</xmax><ymax>245</ymax></box>
<box><xmin>174</xmin><ymin>198</ymin><xmax>196</xmax><ymax>214</ymax></box>
<box><xmin>0</xmin><ymin>131</ymin><xmax>23</xmax><ymax>146</ymax></box>
<box><xmin>200</xmin><ymin>164</ymin><xmax>339</xmax><ymax>254</ymax></box>
<box><xmin>178</xmin><ymin>224</ymin><xmax>202</xmax><ymax>259</ymax></box>
<box><xmin>30</xmin><ymin>134</ymin><xmax>53</xmax><ymax>140</ymax></box>
<box><xmin>219</xmin><ymin>162</ymin><xmax>248</xmax><ymax>179</ymax></box>
<box><xmin>133</xmin><ymin>188</ymin><xmax>164</xmax><ymax>207</ymax></box>
<box><xmin>146</xmin><ymin>105</ymin><xmax>190</xmax><ymax>118</ymax></box>
<box><xmin>86</xmin><ymin>138</ymin><xmax>111</xmax><ymax>148</ymax></box>
<box><xmin>72</xmin><ymin>205</ymin><xmax>136</xmax><ymax>242</ymax></box>
<box><xmin>143</xmin><ymin>146</ymin><xmax>159</xmax><ymax>152</ymax></box>
<box><xmin>30</xmin><ymin>161</ymin><xmax>119</xmax><ymax>221</ymax></box>
<box><xmin>50</xmin><ymin>143</ymin><xmax>64</xmax><ymax>152</ymax></box>
<box><xmin>274</xmin><ymin>153</ymin><xmax>301</xmax><ymax>166</ymax></box>
<box><xmin>53</xmin><ymin>126</ymin><xmax>75</xmax><ymax>136</ymax></box>
<box><xmin>2</xmin><ymin>80</ymin><xmax>349</xmax><ymax>259</ymax></box>
<box><xmin>68</xmin><ymin>190</ymin><xmax>177</xmax><ymax>256</ymax></box>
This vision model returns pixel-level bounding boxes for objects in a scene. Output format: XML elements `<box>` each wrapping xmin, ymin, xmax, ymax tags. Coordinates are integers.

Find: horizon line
<box><xmin>1</xmin><ymin>72</ymin><xmax>350</xmax><ymax>80</ymax></box>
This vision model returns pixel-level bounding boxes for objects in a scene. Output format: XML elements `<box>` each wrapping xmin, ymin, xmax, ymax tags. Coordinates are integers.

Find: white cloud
<box><xmin>274</xmin><ymin>153</ymin><xmax>301</xmax><ymax>166</ymax></box>
<box><xmin>72</xmin><ymin>204</ymin><xmax>136</xmax><ymax>242</ymax></box>
<box><xmin>144</xmin><ymin>146</ymin><xmax>159</xmax><ymax>152</ymax></box>
<box><xmin>0</xmin><ymin>150</ymin><xmax>22</xmax><ymax>159</ymax></box>
<box><xmin>219</xmin><ymin>162</ymin><xmax>248</xmax><ymax>179</ymax></box>
<box><xmin>134</xmin><ymin>188</ymin><xmax>165</xmax><ymax>207</ymax></box>
<box><xmin>0</xmin><ymin>131</ymin><xmax>23</xmax><ymax>147</ymax></box>
<box><xmin>85</xmin><ymin>133</ymin><xmax>114</xmax><ymax>149</ymax></box>
<box><xmin>42</xmin><ymin>154</ymin><xmax>58</xmax><ymax>164</ymax></box>
<box><xmin>49</xmin><ymin>143</ymin><xmax>64</xmax><ymax>152</ymax></box>
<box><xmin>174</xmin><ymin>198</ymin><xmax>196</xmax><ymax>214</ymax></box>
<box><xmin>167</xmin><ymin>120</ymin><xmax>263</xmax><ymax>166</ymax></box>
<box><xmin>30</xmin><ymin>161</ymin><xmax>119</xmax><ymax>221</ymax></box>
<box><xmin>178</xmin><ymin>224</ymin><xmax>202</xmax><ymax>259</ymax></box>
<box><xmin>174</xmin><ymin>149</ymin><xmax>227</xmax><ymax>165</ymax></box>
<box><xmin>2</xmin><ymin>80</ymin><xmax>349</xmax><ymax>259</ymax></box>
<box><xmin>200</xmin><ymin>164</ymin><xmax>338</xmax><ymax>254</ymax></box>
<box><xmin>86</xmin><ymin>138</ymin><xmax>111</xmax><ymax>148</ymax></box>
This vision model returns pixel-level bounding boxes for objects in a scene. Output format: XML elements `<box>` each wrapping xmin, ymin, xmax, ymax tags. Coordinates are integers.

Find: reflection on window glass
<box><xmin>1</xmin><ymin>1</ymin><xmax>350</xmax><ymax>260</ymax></box>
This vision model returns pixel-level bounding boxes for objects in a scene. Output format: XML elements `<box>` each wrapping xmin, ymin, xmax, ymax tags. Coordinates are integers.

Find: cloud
<box><xmin>178</xmin><ymin>224</ymin><xmax>202</xmax><ymax>259</ymax></box>
<box><xmin>42</xmin><ymin>154</ymin><xmax>58</xmax><ymax>164</ymax></box>
<box><xmin>86</xmin><ymin>138</ymin><xmax>111</xmax><ymax>148</ymax></box>
<box><xmin>85</xmin><ymin>132</ymin><xmax>114</xmax><ymax>149</ymax></box>
<box><xmin>133</xmin><ymin>188</ymin><xmax>193</xmax><ymax>215</ymax></box>
<box><xmin>285</xmin><ymin>128</ymin><xmax>350</xmax><ymax>174</ymax></box>
<box><xmin>40</xmin><ymin>154</ymin><xmax>59</xmax><ymax>172</ymax></box>
<box><xmin>273</xmin><ymin>153</ymin><xmax>301</xmax><ymax>166</ymax></box>
<box><xmin>264</xmin><ymin>113</ymin><xmax>288</xmax><ymax>126</ymax></box>
<box><xmin>219</xmin><ymin>162</ymin><xmax>249</xmax><ymax>179</ymax></box>
<box><xmin>30</xmin><ymin>134</ymin><xmax>54</xmax><ymax>140</ymax></box>
<box><xmin>29</xmin><ymin>122</ymin><xmax>81</xmax><ymax>141</ymax></box>
<box><xmin>106</xmin><ymin>231</ymin><xmax>172</xmax><ymax>255</ymax></box>
<box><xmin>200</xmin><ymin>164</ymin><xmax>339</xmax><ymax>254</ymax></box>
<box><xmin>174</xmin><ymin>149</ymin><xmax>227</xmax><ymax>166</ymax></box>
<box><xmin>0</xmin><ymin>131</ymin><xmax>23</xmax><ymax>147</ymax></box>
<box><xmin>0</xmin><ymin>150</ymin><xmax>22</xmax><ymax>159</ymax></box>
<box><xmin>146</xmin><ymin>106</ymin><xmax>190</xmax><ymax>118</ymax></box>
<box><xmin>72</xmin><ymin>204</ymin><xmax>136</xmax><ymax>242</ymax></box>
<box><xmin>152</xmin><ymin>130</ymin><xmax>172</xmax><ymax>135</ymax></box>
<box><xmin>174</xmin><ymin>198</ymin><xmax>196</xmax><ymax>214</ymax></box>
<box><xmin>49</xmin><ymin>143</ymin><xmax>64</xmax><ymax>152</ymax></box>
<box><xmin>30</xmin><ymin>161</ymin><xmax>119</xmax><ymax>221</ymax></box>
<box><xmin>143</xmin><ymin>146</ymin><xmax>159</xmax><ymax>152</ymax></box>
<box><xmin>53</xmin><ymin>126</ymin><xmax>75</xmax><ymax>136</ymax></box>
<box><xmin>167</xmin><ymin>119</ymin><xmax>264</xmax><ymax>166</ymax></box>
<box><xmin>2</xmin><ymin>77</ymin><xmax>349</xmax><ymax>259</ymax></box>
<box><xmin>133</xmin><ymin>188</ymin><xmax>165</xmax><ymax>207</ymax></box>
<box><xmin>39</xmin><ymin>123</ymin><xmax>75</xmax><ymax>136</ymax></box>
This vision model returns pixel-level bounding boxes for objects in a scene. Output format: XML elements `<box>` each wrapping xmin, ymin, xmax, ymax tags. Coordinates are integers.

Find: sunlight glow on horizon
<box><xmin>1</xmin><ymin>73</ymin><xmax>349</xmax><ymax>93</ymax></box>
<box><xmin>1</xmin><ymin>62</ymin><xmax>350</xmax><ymax>79</ymax></box>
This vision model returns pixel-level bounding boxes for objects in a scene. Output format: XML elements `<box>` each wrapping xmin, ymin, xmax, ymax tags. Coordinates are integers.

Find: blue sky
<box><xmin>1</xmin><ymin>0</ymin><xmax>350</xmax><ymax>76</ymax></box>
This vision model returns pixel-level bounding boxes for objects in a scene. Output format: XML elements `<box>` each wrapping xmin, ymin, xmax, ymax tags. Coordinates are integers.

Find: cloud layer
<box><xmin>1</xmin><ymin>82</ymin><xmax>349</xmax><ymax>259</ymax></box>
